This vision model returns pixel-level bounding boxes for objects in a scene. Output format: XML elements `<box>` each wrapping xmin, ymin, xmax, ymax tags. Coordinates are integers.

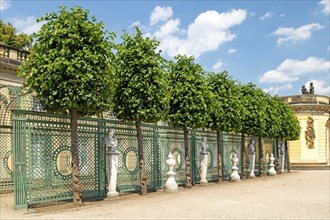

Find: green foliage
<box><xmin>206</xmin><ymin>71</ymin><xmax>243</xmax><ymax>132</ymax></box>
<box><xmin>276</xmin><ymin>99</ymin><xmax>301</xmax><ymax>140</ymax></box>
<box><xmin>238</xmin><ymin>82</ymin><xmax>300</xmax><ymax>140</ymax></box>
<box><xmin>18</xmin><ymin>6</ymin><xmax>115</xmax><ymax>115</ymax></box>
<box><xmin>263</xmin><ymin>94</ymin><xmax>282</xmax><ymax>138</ymax></box>
<box><xmin>112</xmin><ymin>27</ymin><xmax>169</xmax><ymax>123</ymax></box>
<box><xmin>0</xmin><ymin>20</ymin><xmax>32</xmax><ymax>49</ymax></box>
<box><xmin>167</xmin><ymin>55</ymin><xmax>212</xmax><ymax>129</ymax></box>
<box><xmin>237</xmin><ymin>82</ymin><xmax>268</xmax><ymax>136</ymax></box>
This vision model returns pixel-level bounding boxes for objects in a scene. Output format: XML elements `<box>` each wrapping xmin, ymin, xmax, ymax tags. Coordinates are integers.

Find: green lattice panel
<box><xmin>158</xmin><ymin>126</ymin><xmax>185</xmax><ymax>186</ymax></box>
<box><xmin>222</xmin><ymin>133</ymin><xmax>242</xmax><ymax>180</ymax></box>
<box><xmin>193</xmin><ymin>130</ymin><xmax>218</xmax><ymax>183</ymax></box>
<box><xmin>13</xmin><ymin>111</ymin><xmax>106</xmax><ymax>208</ymax></box>
<box><xmin>0</xmin><ymin>128</ymin><xmax>14</xmax><ymax>191</ymax></box>
<box><xmin>104</xmin><ymin>121</ymin><xmax>140</xmax><ymax>192</ymax></box>
<box><xmin>262</xmin><ymin>138</ymin><xmax>275</xmax><ymax>174</ymax></box>
<box><xmin>245</xmin><ymin>136</ymin><xmax>259</xmax><ymax>176</ymax></box>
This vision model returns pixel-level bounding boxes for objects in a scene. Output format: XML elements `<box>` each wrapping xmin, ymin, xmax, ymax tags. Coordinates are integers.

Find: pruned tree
<box><xmin>18</xmin><ymin>6</ymin><xmax>115</xmax><ymax>205</ymax></box>
<box><xmin>167</xmin><ymin>55</ymin><xmax>212</xmax><ymax>188</ymax></box>
<box><xmin>112</xmin><ymin>27</ymin><xmax>169</xmax><ymax>195</ymax></box>
<box><xmin>206</xmin><ymin>71</ymin><xmax>243</xmax><ymax>181</ymax></box>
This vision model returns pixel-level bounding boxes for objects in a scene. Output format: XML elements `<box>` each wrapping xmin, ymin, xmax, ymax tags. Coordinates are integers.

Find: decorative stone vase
<box><xmin>268</xmin><ymin>153</ymin><xmax>276</xmax><ymax>176</ymax></box>
<box><xmin>164</xmin><ymin>153</ymin><xmax>178</xmax><ymax>192</ymax></box>
<box><xmin>230</xmin><ymin>153</ymin><xmax>240</xmax><ymax>182</ymax></box>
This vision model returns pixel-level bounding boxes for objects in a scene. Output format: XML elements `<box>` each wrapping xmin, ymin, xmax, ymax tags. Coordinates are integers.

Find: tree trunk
<box><xmin>216</xmin><ymin>130</ymin><xmax>222</xmax><ymax>183</ymax></box>
<box><xmin>70</xmin><ymin>109</ymin><xmax>83</xmax><ymax>206</ymax></box>
<box><xmin>183</xmin><ymin>126</ymin><xmax>192</xmax><ymax>188</ymax></box>
<box><xmin>275</xmin><ymin>141</ymin><xmax>280</xmax><ymax>173</ymax></box>
<box><xmin>241</xmin><ymin>133</ymin><xmax>247</xmax><ymax>179</ymax></box>
<box><xmin>285</xmin><ymin>140</ymin><xmax>290</xmax><ymax>172</ymax></box>
<box><xmin>136</xmin><ymin>120</ymin><xmax>147</xmax><ymax>195</ymax></box>
<box><xmin>258</xmin><ymin>136</ymin><xmax>264</xmax><ymax>176</ymax></box>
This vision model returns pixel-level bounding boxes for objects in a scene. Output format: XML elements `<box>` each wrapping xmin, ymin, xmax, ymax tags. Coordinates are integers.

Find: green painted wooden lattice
<box><xmin>0</xmin><ymin>85</ymin><xmax>41</xmax><ymax>192</ymax></box>
<box><xmin>12</xmin><ymin>109</ymin><xmax>267</xmax><ymax>209</ymax></box>
<box><xmin>221</xmin><ymin>133</ymin><xmax>243</xmax><ymax>180</ymax></box>
<box><xmin>13</xmin><ymin>110</ymin><xmax>107</xmax><ymax>209</ymax></box>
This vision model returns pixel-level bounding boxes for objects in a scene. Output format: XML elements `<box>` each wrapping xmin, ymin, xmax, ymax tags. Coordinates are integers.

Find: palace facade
<box><xmin>281</xmin><ymin>90</ymin><xmax>330</xmax><ymax>168</ymax></box>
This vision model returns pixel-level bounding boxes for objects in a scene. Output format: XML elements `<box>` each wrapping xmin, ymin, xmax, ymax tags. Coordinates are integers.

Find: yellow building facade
<box><xmin>281</xmin><ymin>94</ymin><xmax>330</xmax><ymax>168</ymax></box>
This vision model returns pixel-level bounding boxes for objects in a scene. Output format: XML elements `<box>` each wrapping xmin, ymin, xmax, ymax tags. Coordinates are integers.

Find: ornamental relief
<box><xmin>305</xmin><ymin>117</ymin><xmax>316</xmax><ymax>149</ymax></box>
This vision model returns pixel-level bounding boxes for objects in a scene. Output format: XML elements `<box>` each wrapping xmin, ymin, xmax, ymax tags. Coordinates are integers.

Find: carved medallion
<box><xmin>305</xmin><ymin>117</ymin><xmax>316</xmax><ymax>149</ymax></box>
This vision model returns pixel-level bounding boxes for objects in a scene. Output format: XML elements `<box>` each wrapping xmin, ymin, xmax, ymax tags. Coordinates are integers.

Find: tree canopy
<box><xmin>112</xmin><ymin>27</ymin><xmax>169</xmax><ymax>123</ymax></box>
<box><xmin>0</xmin><ymin>20</ymin><xmax>31</xmax><ymax>49</ymax></box>
<box><xmin>167</xmin><ymin>55</ymin><xmax>212</xmax><ymax>129</ymax></box>
<box><xmin>206</xmin><ymin>71</ymin><xmax>243</xmax><ymax>132</ymax></box>
<box><xmin>18</xmin><ymin>6</ymin><xmax>115</xmax><ymax>116</ymax></box>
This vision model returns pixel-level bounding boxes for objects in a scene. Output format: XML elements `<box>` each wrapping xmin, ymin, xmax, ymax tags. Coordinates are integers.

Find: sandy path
<box><xmin>1</xmin><ymin>170</ymin><xmax>329</xmax><ymax>220</ymax></box>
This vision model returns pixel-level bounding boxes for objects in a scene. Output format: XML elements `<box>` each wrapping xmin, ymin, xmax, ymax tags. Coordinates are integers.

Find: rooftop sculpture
<box><xmin>301</xmin><ymin>82</ymin><xmax>314</xmax><ymax>95</ymax></box>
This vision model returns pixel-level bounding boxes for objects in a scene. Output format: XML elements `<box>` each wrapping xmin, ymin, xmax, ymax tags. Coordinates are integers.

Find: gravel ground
<box><xmin>1</xmin><ymin>170</ymin><xmax>329</xmax><ymax>220</ymax></box>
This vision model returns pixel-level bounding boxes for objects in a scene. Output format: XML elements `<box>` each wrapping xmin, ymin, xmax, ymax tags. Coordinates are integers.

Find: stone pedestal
<box><xmin>200</xmin><ymin>152</ymin><xmax>208</xmax><ymax>185</ymax></box>
<box><xmin>248</xmin><ymin>154</ymin><xmax>255</xmax><ymax>178</ymax></box>
<box><xmin>268</xmin><ymin>153</ymin><xmax>276</xmax><ymax>176</ymax></box>
<box><xmin>164</xmin><ymin>153</ymin><xmax>178</xmax><ymax>192</ymax></box>
<box><xmin>230</xmin><ymin>153</ymin><xmax>240</xmax><ymax>182</ymax></box>
<box><xmin>107</xmin><ymin>149</ymin><xmax>119</xmax><ymax>198</ymax></box>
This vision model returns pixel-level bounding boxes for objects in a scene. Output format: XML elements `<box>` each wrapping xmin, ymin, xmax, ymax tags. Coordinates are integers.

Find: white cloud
<box><xmin>10</xmin><ymin>16</ymin><xmax>46</xmax><ymax>35</ymax></box>
<box><xmin>263</xmin><ymin>84</ymin><xmax>293</xmax><ymax>95</ymax></box>
<box><xmin>212</xmin><ymin>59</ymin><xmax>223</xmax><ymax>70</ymax></box>
<box><xmin>260</xmin><ymin>70</ymin><xmax>298</xmax><ymax>83</ymax></box>
<box><xmin>274</xmin><ymin>23</ymin><xmax>325</xmax><ymax>46</ymax></box>
<box><xmin>228</xmin><ymin>48</ymin><xmax>237</xmax><ymax>54</ymax></box>
<box><xmin>150</xmin><ymin>6</ymin><xmax>173</xmax><ymax>26</ymax></box>
<box><xmin>0</xmin><ymin>0</ymin><xmax>10</xmax><ymax>10</ymax></box>
<box><xmin>304</xmin><ymin>79</ymin><xmax>330</xmax><ymax>96</ymax></box>
<box><xmin>259</xmin><ymin>12</ymin><xmax>274</xmax><ymax>21</ymax></box>
<box><xmin>280</xmin><ymin>14</ymin><xmax>285</xmax><ymax>18</ymax></box>
<box><xmin>130</xmin><ymin>21</ymin><xmax>142</xmax><ymax>28</ymax></box>
<box><xmin>150</xmin><ymin>9</ymin><xmax>247</xmax><ymax>58</ymax></box>
<box><xmin>154</xmin><ymin>19</ymin><xmax>180</xmax><ymax>38</ymax></box>
<box><xmin>259</xmin><ymin>57</ymin><xmax>330</xmax><ymax>83</ymax></box>
<box><xmin>319</xmin><ymin>0</ymin><xmax>330</xmax><ymax>15</ymax></box>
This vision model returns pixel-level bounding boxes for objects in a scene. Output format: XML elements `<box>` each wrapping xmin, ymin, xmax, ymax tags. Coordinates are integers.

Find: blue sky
<box><xmin>1</xmin><ymin>0</ymin><xmax>329</xmax><ymax>96</ymax></box>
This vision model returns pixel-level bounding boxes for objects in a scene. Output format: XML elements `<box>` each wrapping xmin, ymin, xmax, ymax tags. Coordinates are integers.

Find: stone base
<box><xmin>164</xmin><ymin>182</ymin><xmax>178</xmax><ymax>192</ymax></box>
<box><xmin>164</xmin><ymin>186</ymin><xmax>178</xmax><ymax>192</ymax></box>
<box><xmin>107</xmin><ymin>191</ymin><xmax>119</xmax><ymax>198</ymax></box>
<box><xmin>230</xmin><ymin>173</ymin><xmax>240</xmax><ymax>182</ymax></box>
<box><xmin>200</xmin><ymin>179</ymin><xmax>208</xmax><ymax>185</ymax></box>
<box><xmin>268</xmin><ymin>169</ymin><xmax>276</xmax><ymax>176</ymax></box>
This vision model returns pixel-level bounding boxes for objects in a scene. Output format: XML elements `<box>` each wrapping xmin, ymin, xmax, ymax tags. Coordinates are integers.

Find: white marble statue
<box><xmin>248</xmin><ymin>139</ymin><xmax>256</xmax><ymax>178</ymax></box>
<box><xmin>279</xmin><ymin>143</ymin><xmax>285</xmax><ymax>173</ymax></box>
<box><xmin>230</xmin><ymin>153</ymin><xmax>240</xmax><ymax>182</ymax></box>
<box><xmin>199</xmin><ymin>137</ymin><xmax>209</xmax><ymax>185</ymax></box>
<box><xmin>104</xmin><ymin>128</ymin><xmax>119</xmax><ymax>197</ymax></box>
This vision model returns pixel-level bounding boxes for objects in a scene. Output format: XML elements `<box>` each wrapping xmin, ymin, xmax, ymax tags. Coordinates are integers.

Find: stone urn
<box><xmin>164</xmin><ymin>153</ymin><xmax>178</xmax><ymax>192</ymax></box>
<box><xmin>268</xmin><ymin>153</ymin><xmax>277</xmax><ymax>176</ymax></box>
